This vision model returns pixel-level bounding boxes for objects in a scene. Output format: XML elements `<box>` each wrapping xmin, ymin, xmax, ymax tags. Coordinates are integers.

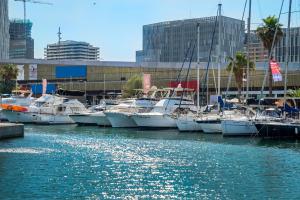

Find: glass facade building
<box><xmin>275</xmin><ymin>27</ymin><xmax>300</xmax><ymax>62</ymax></box>
<box><xmin>137</xmin><ymin>16</ymin><xmax>245</xmax><ymax>62</ymax></box>
<box><xmin>248</xmin><ymin>31</ymin><xmax>268</xmax><ymax>62</ymax></box>
<box><xmin>45</xmin><ymin>40</ymin><xmax>99</xmax><ymax>60</ymax></box>
<box><xmin>9</xmin><ymin>19</ymin><xmax>34</xmax><ymax>59</ymax></box>
<box><xmin>0</xmin><ymin>0</ymin><xmax>9</xmax><ymax>59</ymax></box>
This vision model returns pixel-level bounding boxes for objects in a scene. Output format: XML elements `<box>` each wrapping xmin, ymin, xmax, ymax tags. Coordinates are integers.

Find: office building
<box><xmin>9</xmin><ymin>19</ymin><xmax>34</xmax><ymax>59</ymax></box>
<box><xmin>248</xmin><ymin>31</ymin><xmax>268</xmax><ymax>62</ymax></box>
<box><xmin>0</xmin><ymin>0</ymin><xmax>9</xmax><ymax>59</ymax></box>
<box><xmin>45</xmin><ymin>40</ymin><xmax>99</xmax><ymax>60</ymax></box>
<box><xmin>275</xmin><ymin>27</ymin><xmax>300</xmax><ymax>62</ymax></box>
<box><xmin>137</xmin><ymin>16</ymin><xmax>245</xmax><ymax>62</ymax></box>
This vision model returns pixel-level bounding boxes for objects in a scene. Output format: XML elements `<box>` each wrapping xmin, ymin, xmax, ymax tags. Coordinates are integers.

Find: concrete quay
<box><xmin>0</xmin><ymin>123</ymin><xmax>24</xmax><ymax>140</ymax></box>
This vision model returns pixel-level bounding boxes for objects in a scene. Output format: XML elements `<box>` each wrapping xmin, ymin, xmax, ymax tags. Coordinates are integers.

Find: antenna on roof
<box><xmin>58</xmin><ymin>27</ymin><xmax>62</xmax><ymax>60</ymax></box>
<box><xmin>58</xmin><ymin>27</ymin><xmax>62</xmax><ymax>44</ymax></box>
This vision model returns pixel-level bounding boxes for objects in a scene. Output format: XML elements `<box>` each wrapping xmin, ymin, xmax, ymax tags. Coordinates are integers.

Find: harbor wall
<box><xmin>0</xmin><ymin>123</ymin><xmax>24</xmax><ymax>140</ymax></box>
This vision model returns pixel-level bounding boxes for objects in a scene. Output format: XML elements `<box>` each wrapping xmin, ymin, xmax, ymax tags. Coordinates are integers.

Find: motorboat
<box><xmin>132</xmin><ymin>97</ymin><xmax>196</xmax><ymax>129</ymax></box>
<box><xmin>2</xmin><ymin>94</ymin><xmax>87</xmax><ymax>124</ymax></box>
<box><xmin>104</xmin><ymin>98</ymin><xmax>157</xmax><ymax>128</ymax></box>
<box><xmin>0</xmin><ymin>90</ymin><xmax>35</xmax><ymax>120</ymax></box>
<box><xmin>69</xmin><ymin>100</ymin><xmax>118</xmax><ymax>126</ymax></box>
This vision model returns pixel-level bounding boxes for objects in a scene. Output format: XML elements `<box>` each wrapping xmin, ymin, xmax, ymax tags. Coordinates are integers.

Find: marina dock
<box><xmin>0</xmin><ymin>123</ymin><xmax>24</xmax><ymax>140</ymax></box>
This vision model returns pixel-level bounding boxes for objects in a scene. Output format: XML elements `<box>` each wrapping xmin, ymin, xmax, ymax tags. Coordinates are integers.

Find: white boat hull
<box><xmin>176</xmin><ymin>116</ymin><xmax>202</xmax><ymax>132</ymax></box>
<box><xmin>105</xmin><ymin>112</ymin><xmax>137</xmax><ymax>128</ymax></box>
<box><xmin>69</xmin><ymin>112</ymin><xmax>111</xmax><ymax>126</ymax></box>
<box><xmin>221</xmin><ymin>119</ymin><xmax>258</xmax><ymax>136</ymax></box>
<box><xmin>2</xmin><ymin>110</ymin><xmax>38</xmax><ymax>123</ymax></box>
<box><xmin>132</xmin><ymin>113</ymin><xmax>177</xmax><ymax>128</ymax></box>
<box><xmin>36</xmin><ymin>114</ymin><xmax>75</xmax><ymax>125</ymax></box>
<box><xmin>200</xmin><ymin>123</ymin><xmax>222</xmax><ymax>133</ymax></box>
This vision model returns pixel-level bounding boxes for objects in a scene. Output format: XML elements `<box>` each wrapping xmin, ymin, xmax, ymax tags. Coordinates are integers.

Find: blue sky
<box><xmin>8</xmin><ymin>0</ymin><xmax>299</xmax><ymax>61</ymax></box>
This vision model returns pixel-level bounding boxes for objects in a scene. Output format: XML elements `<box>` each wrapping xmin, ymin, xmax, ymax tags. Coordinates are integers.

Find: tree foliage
<box><xmin>256</xmin><ymin>16</ymin><xmax>283</xmax><ymax>52</ymax></box>
<box><xmin>0</xmin><ymin>64</ymin><xmax>18</xmax><ymax>94</ymax></box>
<box><xmin>122</xmin><ymin>75</ymin><xmax>143</xmax><ymax>98</ymax></box>
<box><xmin>288</xmin><ymin>89</ymin><xmax>300</xmax><ymax>97</ymax></box>
<box><xmin>226</xmin><ymin>52</ymin><xmax>255</xmax><ymax>101</ymax></box>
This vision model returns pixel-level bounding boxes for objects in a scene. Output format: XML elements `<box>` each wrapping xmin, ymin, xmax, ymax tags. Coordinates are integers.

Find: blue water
<box><xmin>1</xmin><ymin>125</ymin><xmax>300</xmax><ymax>199</ymax></box>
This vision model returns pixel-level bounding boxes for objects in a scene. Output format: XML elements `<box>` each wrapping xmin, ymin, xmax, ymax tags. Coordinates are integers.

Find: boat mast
<box><xmin>283</xmin><ymin>0</ymin><xmax>292</xmax><ymax>118</ymax></box>
<box><xmin>246</xmin><ymin>0</ymin><xmax>251</xmax><ymax>101</ymax></box>
<box><xmin>217</xmin><ymin>3</ymin><xmax>222</xmax><ymax>109</ymax></box>
<box><xmin>197</xmin><ymin>23</ymin><xmax>200</xmax><ymax>114</ymax></box>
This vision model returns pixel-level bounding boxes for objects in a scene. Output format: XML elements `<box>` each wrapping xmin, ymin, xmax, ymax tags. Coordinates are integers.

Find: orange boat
<box><xmin>1</xmin><ymin>104</ymin><xmax>28</xmax><ymax>112</ymax></box>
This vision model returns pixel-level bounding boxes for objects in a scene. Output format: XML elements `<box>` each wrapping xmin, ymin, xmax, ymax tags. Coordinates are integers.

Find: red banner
<box><xmin>143</xmin><ymin>74</ymin><xmax>151</xmax><ymax>94</ymax></box>
<box><xmin>270</xmin><ymin>60</ymin><xmax>282</xmax><ymax>82</ymax></box>
<box><xmin>42</xmin><ymin>79</ymin><xmax>47</xmax><ymax>95</ymax></box>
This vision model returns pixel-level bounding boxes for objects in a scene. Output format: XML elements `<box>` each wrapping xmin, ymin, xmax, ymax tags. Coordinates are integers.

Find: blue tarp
<box><xmin>283</xmin><ymin>103</ymin><xmax>300</xmax><ymax>113</ymax></box>
<box><xmin>31</xmin><ymin>84</ymin><xmax>56</xmax><ymax>95</ymax></box>
<box><xmin>55</xmin><ymin>66</ymin><xmax>87</xmax><ymax>78</ymax></box>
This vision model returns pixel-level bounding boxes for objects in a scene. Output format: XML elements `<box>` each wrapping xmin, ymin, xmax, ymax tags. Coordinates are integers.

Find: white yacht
<box><xmin>104</xmin><ymin>98</ymin><xmax>157</xmax><ymax>128</ymax></box>
<box><xmin>0</xmin><ymin>90</ymin><xmax>35</xmax><ymax>120</ymax></box>
<box><xmin>3</xmin><ymin>94</ymin><xmax>87</xmax><ymax>124</ymax></box>
<box><xmin>69</xmin><ymin>100</ymin><xmax>118</xmax><ymax>126</ymax></box>
<box><xmin>132</xmin><ymin>97</ymin><xmax>196</xmax><ymax>128</ymax></box>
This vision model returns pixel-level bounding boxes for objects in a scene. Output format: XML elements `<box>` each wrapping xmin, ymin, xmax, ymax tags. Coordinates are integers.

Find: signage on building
<box><xmin>29</xmin><ymin>64</ymin><xmax>37</xmax><ymax>80</ymax></box>
<box><xmin>16</xmin><ymin>65</ymin><xmax>24</xmax><ymax>80</ymax></box>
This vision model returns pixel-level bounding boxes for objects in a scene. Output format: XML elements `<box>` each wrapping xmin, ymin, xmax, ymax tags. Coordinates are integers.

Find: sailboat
<box><xmin>195</xmin><ymin>3</ymin><xmax>223</xmax><ymax>134</ymax></box>
<box><xmin>176</xmin><ymin>23</ymin><xmax>203</xmax><ymax>132</ymax></box>
<box><xmin>221</xmin><ymin>0</ymin><xmax>258</xmax><ymax>136</ymax></box>
<box><xmin>254</xmin><ymin>0</ymin><xmax>300</xmax><ymax>138</ymax></box>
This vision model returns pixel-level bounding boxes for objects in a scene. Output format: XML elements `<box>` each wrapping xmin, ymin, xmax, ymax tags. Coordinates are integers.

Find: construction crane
<box><xmin>14</xmin><ymin>0</ymin><xmax>53</xmax><ymax>57</ymax></box>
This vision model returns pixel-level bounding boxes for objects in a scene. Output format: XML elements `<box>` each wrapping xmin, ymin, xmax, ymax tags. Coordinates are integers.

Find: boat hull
<box><xmin>176</xmin><ymin>116</ymin><xmax>202</xmax><ymax>132</ymax></box>
<box><xmin>222</xmin><ymin>119</ymin><xmax>257</xmax><ymax>136</ymax></box>
<box><xmin>197</xmin><ymin>120</ymin><xmax>222</xmax><ymax>133</ymax></box>
<box><xmin>35</xmin><ymin>114</ymin><xmax>75</xmax><ymax>125</ymax></box>
<box><xmin>69</xmin><ymin>112</ymin><xmax>111</xmax><ymax>126</ymax></box>
<box><xmin>2</xmin><ymin>110</ymin><xmax>37</xmax><ymax>123</ymax></box>
<box><xmin>132</xmin><ymin>113</ymin><xmax>177</xmax><ymax>128</ymax></box>
<box><xmin>105</xmin><ymin>112</ymin><xmax>137</xmax><ymax>128</ymax></box>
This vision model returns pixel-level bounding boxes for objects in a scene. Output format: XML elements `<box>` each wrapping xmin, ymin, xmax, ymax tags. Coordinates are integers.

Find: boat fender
<box><xmin>296</xmin><ymin>128</ymin><xmax>298</xmax><ymax>134</ymax></box>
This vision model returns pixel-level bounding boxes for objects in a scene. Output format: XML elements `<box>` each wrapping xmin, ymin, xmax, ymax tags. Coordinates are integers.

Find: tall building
<box><xmin>0</xmin><ymin>0</ymin><xmax>9</xmax><ymax>60</ymax></box>
<box><xmin>275</xmin><ymin>27</ymin><xmax>300</xmax><ymax>62</ymax></box>
<box><xmin>45</xmin><ymin>40</ymin><xmax>100</xmax><ymax>60</ymax></box>
<box><xmin>136</xmin><ymin>16</ymin><xmax>245</xmax><ymax>62</ymax></box>
<box><xmin>9</xmin><ymin>19</ymin><xmax>34</xmax><ymax>59</ymax></box>
<box><xmin>248</xmin><ymin>31</ymin><xmax>268</xmax><ymax>62</ymax></box>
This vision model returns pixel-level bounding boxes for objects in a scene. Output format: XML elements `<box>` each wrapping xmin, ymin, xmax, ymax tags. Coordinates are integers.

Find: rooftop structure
<box><xmin>44</xmin><ymin>40</ymin><xmax>100</xmax><ymax>60</ymax></box>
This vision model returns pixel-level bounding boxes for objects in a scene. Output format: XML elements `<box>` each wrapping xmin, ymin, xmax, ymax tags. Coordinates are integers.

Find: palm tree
<box><xmin>226</xmin><ymin>52</ymin><xmax>255</xmax><ymax>102</ymax></box>
<box><xmin>0</xmin><ymin>64</ymin><xmax>18</xmax><ymax>94</ymax></box>
<box><xmin>256</xmin><ymin>15</ymin><xmax>283</xmax><ymax>96</ymax></box>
